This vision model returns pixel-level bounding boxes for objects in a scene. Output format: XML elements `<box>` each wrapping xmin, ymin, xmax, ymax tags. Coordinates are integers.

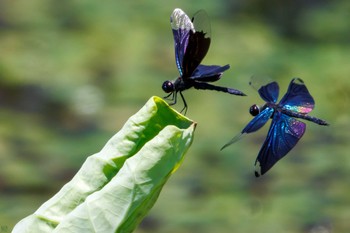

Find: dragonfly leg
<box><xmin>179</xmin><ymin>91</ymin><xmax>187</xmax><ymax>115</ymax></box>
<box><xmin>164</xmin><ymin>92</ymin><xmax>173</xmax><ymax>100</ymax></box>
<box><xmin>167</xmin><ymin>92</ymin><xmax>177</xmax><ymax>106</ymax></box>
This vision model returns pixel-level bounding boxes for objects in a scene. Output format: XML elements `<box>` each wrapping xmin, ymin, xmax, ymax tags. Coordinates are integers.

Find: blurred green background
<box><xmin>0</xmin><ymin>0</ymin><xmax>349</xmax><ymax>232</ymax></box>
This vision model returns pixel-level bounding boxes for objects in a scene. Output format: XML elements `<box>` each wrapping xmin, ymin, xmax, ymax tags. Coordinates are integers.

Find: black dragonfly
<box><xmin>162</xmin><ymin>8</ymin><xmax>246</xmax><ymax>114</ymax></box>
<box><xmin>221</xmin><ymin>78</ymin><xmax>329</xmax><ymax>177</ymax></box>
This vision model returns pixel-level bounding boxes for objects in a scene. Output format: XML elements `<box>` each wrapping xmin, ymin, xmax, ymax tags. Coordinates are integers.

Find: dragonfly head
<box><xmin>249</xmin><ymin>104</ymin><xmax>260</xmax><ymax>116</ymax></box>
<box><xmin>162</xmin><ymin>80</ymin><xmax>175</xmax><ymax>93</ymax></box>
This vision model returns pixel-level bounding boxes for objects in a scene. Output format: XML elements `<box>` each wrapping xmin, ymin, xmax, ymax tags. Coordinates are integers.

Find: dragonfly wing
<box><xmin>257</xmin><ymin>81</ymin><xmax>279</xmax><ymax>103</ymax></box>
<box><xmin>191</xmin><ymin>64</ymin><xmax>230</xmax><ymax>82</ymax></box>
<box><xmin>181</xmin><ymin>10</ymin><xmax>211</xmax><ymax>77</ymax></box>
<box><xmin>221</xmin><ymin>107</ymin><xmax>274</xmax><ymax>150</ymax></box>
<box><xmin>279</xmin><ymin>78</ymin><xmax>315</xmax><ymax>114</ymax></box>
<box><xmin>242</xmin><ymin>107</ymin><xmax>274</xmax><ymax>134</ymax></box>
<box><xmin>254</xmin><ymin>112</ymin><xmax>306</xmax><ymax>177</ymax></box>
<box><xmin>170</xmin><ymin>8</ymin><xmax>194</xmax><ymax>76</ymax></box>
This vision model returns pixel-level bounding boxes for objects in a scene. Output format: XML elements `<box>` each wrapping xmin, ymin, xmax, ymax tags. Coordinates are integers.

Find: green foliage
<box><xmin>12</xmin><ymin>97</ymin><xmax>196</xmax><ymax>233</ymax></box>
<box><xmin>1</xmin><ymin>1</ymin><xmax>349</xmax><ymax>232</ymax></box>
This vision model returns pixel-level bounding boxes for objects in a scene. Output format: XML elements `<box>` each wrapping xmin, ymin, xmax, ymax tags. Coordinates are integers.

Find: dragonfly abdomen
<box><xmin>281</xmin><ymin>108</ymin><xmax>329</xmax><ymax>126</ymax></box>
<box><xmin>193</xmin><ymin>82</ymin><xmax>246</xmax><ymax>96</ymax></box>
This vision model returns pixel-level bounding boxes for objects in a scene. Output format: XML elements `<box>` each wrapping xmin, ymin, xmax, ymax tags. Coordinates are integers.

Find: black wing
<box><xmin>170</xmin><ymin>8</ymin><xmax>194</xmax><ymax>77</ymax></box>
<box><xmin>181</xmin><ymin>10</ymin><xmax>211</xmax><ymax>78</ymax></box>
<box><xmin>191</xmin><ymin>64</ymin><xmax>230</xmax><ymax>82</ymax></box>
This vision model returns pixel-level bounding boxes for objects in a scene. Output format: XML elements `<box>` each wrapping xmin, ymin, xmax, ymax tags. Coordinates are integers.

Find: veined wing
<box><xmin>191</xmin><ymin>64</ymin><xmax>230</xmax><ymax>82</ymax></box>
<box><xmin>170</xmin><ymin>8</ymin><xmax>194</xmax><ymax>76</ymax></box>
<box><xmin>221</xmin><ymin>107</ymin><xmax>274</xmax><ymax>150</ymax></box>
<box><xmin>242</xmin><ymin>107</ymin><xmax>274</xmax><ymax>134</ymax></box>
<box><xmin>279</xmin><ymin>78</ymin><xmax>315</xmax><ymax>114</ymax></box>
<box><xmin>181</xmin><ymin>10</ymin><xmax>211</xmax><ymax>77</ymax></box>
<box><xmin>254</xmin><ymin>112</ymin><xmax>306</xmax><ymax>177</ymax></box>
<box><xmin>257</xmin><ymin>81</ymin><xmax>279</xmax><ymax>103</ymax></box>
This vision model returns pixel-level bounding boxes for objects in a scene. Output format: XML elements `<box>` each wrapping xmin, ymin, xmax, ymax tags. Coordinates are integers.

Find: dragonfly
<box><xmin>221</xmin><ymin>78</ymin><xmax>329</xmax><ymax>177</ymax></box>
<box><xmin>162</xmin><ymin>8</ymin><xmax>246</xmax><ymax>114</ymax></box>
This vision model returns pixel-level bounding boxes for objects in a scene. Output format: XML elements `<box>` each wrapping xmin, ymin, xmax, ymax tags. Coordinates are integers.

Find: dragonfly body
<box><xmin>222</xmin><ymin>78</ymin><xmax>329</xmax><ymax>177</ymax></box>
<box><xmin>279</xmin><ymin>107</ymin><xmax>329</xmax><ymax>125</ymax></box>
<box><xmin>254</xmin><ymin>102</ymin><xmax>329</xmax><ymax>126</ymax></box>
<box><xmin>163</xmin><ymin>8</ymin><xmax>245</xmax><ymax>114</ymax></box>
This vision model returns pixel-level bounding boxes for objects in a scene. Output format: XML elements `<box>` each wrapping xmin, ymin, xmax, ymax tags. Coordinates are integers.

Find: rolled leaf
<box><xmin>13</xmin><ymin>96</ymin><xmax>196</xmax><ymax>233</ymax></box>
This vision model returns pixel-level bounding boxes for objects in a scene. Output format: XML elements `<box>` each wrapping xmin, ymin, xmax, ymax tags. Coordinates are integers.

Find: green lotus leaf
<box><xmin>13</xmin><ymin>96</ymin><xmax>196</xmax><ymax>233</ymax></box>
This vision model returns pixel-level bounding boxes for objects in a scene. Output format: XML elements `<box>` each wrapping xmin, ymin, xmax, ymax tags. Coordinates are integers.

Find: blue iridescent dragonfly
<box><xmin>221</xmin><ymin>78</ymin><xmax>329</xmax><ymax>177</ymax></box>
<box><xmin>162</xmin><ymin>8</ymin><xmax>245</xmax><ymax>114</ymax></box>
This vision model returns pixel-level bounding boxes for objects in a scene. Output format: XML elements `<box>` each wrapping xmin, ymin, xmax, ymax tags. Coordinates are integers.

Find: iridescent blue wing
<box><xmin>170</xmin><ymin>8</ymin><xmax>194</xmax><ymax>77</ymax></box>
<box><xmin>191</xmin><ymin>64</ymin><xmax>230</xmax><ymax>82</ymax></box>
<box><xmin>241</xmin><ymin>107</ymin><xmax>274</xmax><ymax>134</ymax></box>
<box><xmin>254</xmin><ymin>112</ymin><xmax>306</xmax><ymax>177</ymax></box>
<box><xmin>257</xmin><ymin>81</ymin><xmax>279</xmax><ymax>103</ymax></box>
<box><xmin>279</xmin><ymin>78</ymin><xmax>315</xmax><ymax>114</ymax></box>
<box><xmin>221</xmin><ymin>107</ymin><xmax>274</xmax><ymax>150</ymax></box>
<box><xmin>181</xmin><ymin>10</ymin><xmax>211</xmax><ymax>77</ymax></box>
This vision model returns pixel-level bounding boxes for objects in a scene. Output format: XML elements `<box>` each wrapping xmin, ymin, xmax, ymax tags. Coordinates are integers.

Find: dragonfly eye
<box><xmin>249</xmin><ymin>104</ymin><xmax>260</xmax><ymax>116</ymax></box>
<box><xmin>162</xmin><ymin>81</ymin><xmax>174</xmax><ymax>93</ymax></box>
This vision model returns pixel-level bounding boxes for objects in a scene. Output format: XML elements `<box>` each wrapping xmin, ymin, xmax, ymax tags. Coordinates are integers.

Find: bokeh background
<box><xmin>1</xmin><ymin>0</ymin><xmax>349</xmax><ymax>232</ymax></box>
